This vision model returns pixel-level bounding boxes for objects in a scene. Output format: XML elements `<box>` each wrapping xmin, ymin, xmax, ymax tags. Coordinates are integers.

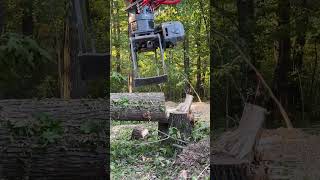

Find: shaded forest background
<box><xmin>0</xmin><ymin>0</ymin><xmax>210</xmax><ymax>102</ymax></box>
<box><xmin>3</xmin><ymin>0</ymin><xmax>318</xmax><ymax>129</ymax></box>
<box><xmin>211</xmin><ymin>0</ymin><xmax>320</xmax><ymax>128</ymax></box>
<box><xmin>110</xmin><ymin>0</ymin><xmax>210</xmax><ymax>101</ymax></box>
<box><xmin>0</xmin><ymin>0</ymin><xmax>110</xmax><ymax>99</ymax></box>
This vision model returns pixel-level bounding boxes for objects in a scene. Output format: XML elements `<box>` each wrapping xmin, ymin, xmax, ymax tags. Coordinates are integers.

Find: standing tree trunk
<box><xmin>22</xmin><ymin>0</ymin><xmax>33</xmax><ymax>36</ymax></box>
<box><xmin>69</xmin><ymin>0</ymin><xmax>88</xmax><ymax>98</ymax></box>
<box><xmin>292</xmin><ymin>0</ymin><xmax>308</xmax><ymax>71</ymax></box>
<box><xmin>273</xmin><ymin>0</ymin><xmax>291</xmax><ymax>123</ymax></box>
<box><xmin>0</xmin><ymin>0</ymin><xmax>5</xmax><ymax>35</ymax></box>
<box><xmin>183</xmin><ymin>31</ymin><xmax>191</xmax><ymax>94</ymax></box>
<box><xmin>195</xmin><ymin>17</ymin><xmax>204</xmax><ymax>99</ymax></box>
<box><xmin>61</xmin><ymin>1</ymin><xmax>72</xmax><ymax>99</ymax></box>
<box><xmin>310</xmin><ymin>41</ymin><xmax>318</xmax><ymax>97</ymax></box>
<box><xmin>291</xmin><ymin>0</ymin><xmax>308</xmax><ymax>110</ymax></box>
<box><xmin>114</xmin><ymin>1</ymin><xmax>121</xmax><ymax>73</ymax></box>
<box><xmin>236</xmin><ymin>0</ymin><xmax>256</xmax><ymax>103</ymax></box>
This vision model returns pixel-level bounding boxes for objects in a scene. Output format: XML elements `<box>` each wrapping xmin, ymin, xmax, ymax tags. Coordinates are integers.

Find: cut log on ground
<box><xmin>211</xmin><ymin>103</ymin><xmax>267</xmax><ymax>179</ymax></box>
<box><xmin>111</xmin><ymin>93</ymin><xmax>167</xmax><ymax>122</ymax></box>
<box><xmin>131</xmin><ymin>126</ymin><xmax>149</xmax><ymax>140</ymax></box>
<box><xmin>0</xmin><ymin>99</ymin><xmax>109</xmax><ymax>179</ymax></box>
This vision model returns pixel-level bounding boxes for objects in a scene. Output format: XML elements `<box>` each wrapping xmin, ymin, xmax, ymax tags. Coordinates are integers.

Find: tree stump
<box><xmin>167</xmin><ymin>94</ymin><xmax>194</xmax><ymax>140</ymax></box>
<box><xmin>169</xmin><ymin>112</ymin><xmax>193</xmax><ymax>140</ymax></box>
<box><xmin>211</xmin><ymin>103</ymin><xmax>267</xmax><ymax>179</ymax></box>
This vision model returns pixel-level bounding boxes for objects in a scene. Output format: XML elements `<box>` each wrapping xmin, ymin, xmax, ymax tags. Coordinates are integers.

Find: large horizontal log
<box><xmin>0</xmin><ymin>93</ymin><xmax>167</xmax><ymax>179</ymax></box>
<box><xmin>0</xmin><ymin>98</ymin><xmax>109</xmax><ymax>179</ymax></box>
<box><xmin>110</xmin><ymin>93</ymin><xmax>167</xmax><ymax>122</ymax></box>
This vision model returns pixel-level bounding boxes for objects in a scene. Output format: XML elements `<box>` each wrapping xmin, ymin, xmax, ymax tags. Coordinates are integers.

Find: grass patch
<box><xmin>111</xmin><ymin>121</ymin><xmax>210</xmax><ymax>179</ymax></box>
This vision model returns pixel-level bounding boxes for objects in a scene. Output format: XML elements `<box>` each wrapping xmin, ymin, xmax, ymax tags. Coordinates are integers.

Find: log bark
<box><xmin>110</xmin><ymin>93</ymin><xmax>167</xmax><ymax>122</ymax></box>
<box><xmin>0</xmin><ymin>98</ymin><xmax>109</xmax><ymax>179</ymax></box>
<box><xmin>168</xmin><ymin>94</ymin><xmax>194</xmax><ymax>140</ymax></box>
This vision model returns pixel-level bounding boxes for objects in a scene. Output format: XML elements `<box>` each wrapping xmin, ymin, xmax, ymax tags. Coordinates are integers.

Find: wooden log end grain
<box><xmin>131</xmin><ymin>126</ymin><xmax>149</xmax><ymax>140</ymax></box>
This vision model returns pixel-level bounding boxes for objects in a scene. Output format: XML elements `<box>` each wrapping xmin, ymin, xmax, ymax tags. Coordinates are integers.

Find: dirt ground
<box><xmin>175</xmin><ymin>138</ymin><xmax>210</xmax><ymax>178</ymax></box>
<box><xmin>257</xmin><ymin>128</ymin><xmax>320</xmax><ymax>180</ymax></box>
<box><xmin>166</xmin><ymin>101</ymin><xmax>211</xmax><ymax>179</ymax></box>
<box><xmin>177</xmin><ymin>127</ymin><xmax>320</xmax><ymax>180</ymax></box>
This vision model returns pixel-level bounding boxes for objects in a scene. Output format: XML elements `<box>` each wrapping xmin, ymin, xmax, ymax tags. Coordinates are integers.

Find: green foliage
<box><xmin>211</xmin><ymin>0</ymin><xmax>320</xmax><ymax>128</ymax></box>
<box><xmin>110</xmin><ymin>71</ymin><xmax>128</xmax><ymax>92</ymax></box>
<box><xmin>111</xmin><ymin>121</ymin><xmax>209</xmax><ymax>179</ymax></box>
<box><xmin>110</xmin><ymin>0</ymin><xmax>210</xmax><ymax>101</ymax></box>
<box><xmin>0</xmin><ymin>33</ymin><xmax>54</xmax><ymax>98</ymax></box>
<box><xmin>80</xmin><ymin>120</ymin><xmax>105</xmax><ymax>135</ymax></box>
<box><xmin>7</xmin><ymin>112</ymin><xmax>63</xmax><ymax>146</ymax></box>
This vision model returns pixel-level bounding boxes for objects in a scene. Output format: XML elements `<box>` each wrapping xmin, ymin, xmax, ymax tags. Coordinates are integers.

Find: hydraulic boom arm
<box><xmin>125</xmin><ymin>0</ymin><xmax>185</xmax><ymax>87</ymax></box>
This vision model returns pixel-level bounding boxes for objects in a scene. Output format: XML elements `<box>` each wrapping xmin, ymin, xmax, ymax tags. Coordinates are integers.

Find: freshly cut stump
<box><xmin>169</xmin><ymin>112</ymin><xmax>193</xmax><ymax>140</ymax></box>
<box><xmin>131</xmin><ymin>126</ymin><xmax>149</xmax><ymax>140</ymax></box>
<box><xmin>211</xmin><ymin>103</ymin><xmax>267</xmax><ymax>180</ymax></box>
<box><xmin>167</xmin><ymin>94</ymin><xmax>194</xmax><ymax>140</ymax></box>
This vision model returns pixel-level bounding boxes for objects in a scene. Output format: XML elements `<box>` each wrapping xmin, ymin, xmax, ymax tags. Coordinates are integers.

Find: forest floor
<box><xmin>110</xmin><ymin>101</ymin><xmax>210</xmax><ymax>180</ymax></box>
<box><xmin>257</xmin><ymin>128</ymin><xmax>320</xmax><ymax>180</ymax></box>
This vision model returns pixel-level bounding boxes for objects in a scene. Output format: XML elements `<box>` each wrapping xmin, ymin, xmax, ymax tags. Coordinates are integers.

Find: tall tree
<box><xmin>70</xmin><ymin>0</ymin><xmax>88</xmax><ymax>98</ymax></box>
<box><xmin>0</xmin><ymin>0</ymin><xmax>5</xmax><ymax>34</ymax></box>
<box><xmin>273</xmin><ymin>0</ymin><xmax>291</xmax><ymax>115</ymax></box>
<box><xmin>115</xmin><ymin>1</ymin><xmax>121</xmax><ymax>73</ymax></box>
<box><xmin>291</xmin><ymin>0</ymin><xmax>308</xmax><ymax>113</ymax></box>
<box><xmin>183</xmin><ymin>31</ymin><xmax>191</xmax><ymax>94</ymax></box>
<box><xmin>293</xmin><ymin>0</ymin><xmax>308</xmax><ymax>71</ymax></box>
<box><xmin>195</xmin><ymin>16</ymin><xmax>204</xmax><ymax>98</ymax></box>
<box><xmin>61</xmin><ymin>1</ymin><xmax>72</xmax><ymax>99</ymax></box>
<box><xmin>236</xmin><ymin>0</ymin><xmax>257</xmax><ymax>102</ymax></box>
<box><xmin>21</xmin><ymin>0</ymin><xmax>34</xmax><ymax>36</ymax></box>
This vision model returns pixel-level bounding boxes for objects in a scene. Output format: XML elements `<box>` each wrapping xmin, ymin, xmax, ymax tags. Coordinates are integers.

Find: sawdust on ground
<box><xmin>175</xmin><ymin>128</ymin><xmax>320</xmax><ymax>180</ymax></box>
<box><xmin>258</xmin><ymin>128</ymin><xmax>320</xmax><ymax>180</ymax></box>
<box><xmin>175</xmin><ymin>138</ymin><xmax>210</xmax><ymax>179</ymax></box>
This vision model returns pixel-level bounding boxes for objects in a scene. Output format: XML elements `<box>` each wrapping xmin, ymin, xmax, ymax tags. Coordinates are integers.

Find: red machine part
<box><xmin>129</xmin><ymin>0</ymin><xmax>181</xmax><ymax>11</ymax></box>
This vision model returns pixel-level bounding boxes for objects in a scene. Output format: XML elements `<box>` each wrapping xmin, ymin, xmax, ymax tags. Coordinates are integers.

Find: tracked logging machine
<box><xmin>125</xmin><ymin>0</ymin><xmax>185</xmax><ymax>87</ymax></box>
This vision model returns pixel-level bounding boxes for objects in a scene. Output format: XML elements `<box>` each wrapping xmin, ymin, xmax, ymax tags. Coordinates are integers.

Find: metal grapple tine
<box><xmin>134</xmin><ymin>75</ymin><xmax>168</xmax><ymax>87</ymax></box>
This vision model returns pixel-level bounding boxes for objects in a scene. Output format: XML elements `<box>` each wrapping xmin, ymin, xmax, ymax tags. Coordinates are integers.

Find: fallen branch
<box><xmin>212</xmin><ymin>29</ymin><xmax>293</xmax><ymax>129</ymax></box>
<box><xmin>134</xmin><ymin>129</ymin><xmax>190</xmax><ymax>146</ymax></box>
<box><xmin>196</xmin><ymin>164</ymin><xmax>210</xmax><ymax>180</ymax></box>
<box><xmin>179</xmin><ymin>72</ymin><xmax>202</xmax><ymax>102</ymax></box>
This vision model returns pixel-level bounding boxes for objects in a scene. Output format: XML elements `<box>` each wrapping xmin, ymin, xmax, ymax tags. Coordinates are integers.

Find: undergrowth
<box><xmin>111</xmin><ymin>121</ymin><xmax>210</xmax><ymax>179</ymax></box>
